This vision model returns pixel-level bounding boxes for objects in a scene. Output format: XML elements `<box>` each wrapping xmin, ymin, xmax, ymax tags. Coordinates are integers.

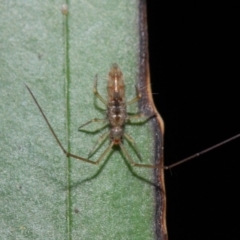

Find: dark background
<box><xmin>147</xmin><ymin>2</ymin><xmax>240</xmax><ymax>240</ymax></box>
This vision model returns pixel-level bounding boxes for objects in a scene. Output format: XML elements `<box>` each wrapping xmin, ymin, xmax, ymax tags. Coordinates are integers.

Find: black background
<box><xmin>147</xmin><ymin>2</ymin><xmax>240</xmax><ymax>240</ymax></box>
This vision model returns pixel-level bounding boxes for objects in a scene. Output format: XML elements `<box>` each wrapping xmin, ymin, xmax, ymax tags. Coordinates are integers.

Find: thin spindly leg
<box><xmin>127</xmin><ymin>113</ymin><xmax>144</xmax><ymax>120</ymax></box>
<box><xmin>94</xmin><ymin>74</ymin><xmax>107</xmax><ymax>105</ymax></box>
<box><xmin>120</xmin><ymin>142</ymin><xmax>160</xmax><ymax>168</ymax></box>
<box><xmin>87</xmin><ymin>131</ymin><xmax>109</xmax><ymax>158</ymax></box>
<box><xmin>25</xmin><ymin>84</ymin><xmax>108</xmax><ymax>165</ymax></box>
<box><xmin>78</xmin><ymin>118</ymin><xmax>106</xmax><ymax>130</ymax></box>
<box><xmin>127</xmin><ymin>113</ymin><xmax>156</xmax><ymax>125</ymax></box>
<box><xmin>68</xmin><ymin>141</ymin><xmax>114</xmax><ymax>165</ymax></box>
<box><xmin>94</xmin><ymin>141</ymin><xmax>114</xmax><ymax>164</ymax></box>
<box><xmin>127</xmin><ymin>85</ymin><xmax>142</xmax><ymax>105</ymax></box>
<box><xmin>124</xmin><ymin>133</ymin><xmax>143</xmax><ymax>161</ymax></box>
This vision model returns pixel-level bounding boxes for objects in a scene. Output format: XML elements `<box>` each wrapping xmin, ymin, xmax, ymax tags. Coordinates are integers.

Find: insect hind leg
<box><xmin>119</xmin><ymin>142</ymin><xmax>160</xmax><ymax>168</ymax></box>
<box><xmin>25</xmin><ymin>84</ymin><xmax>100</xmax><ymax>165</ymax></box>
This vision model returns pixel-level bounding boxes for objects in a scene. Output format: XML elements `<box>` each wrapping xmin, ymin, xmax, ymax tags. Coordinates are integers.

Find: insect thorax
<box><xmin>107</xmin><ymin>99</ymin><xmax>126</xmax><ymax>124</ymax></box>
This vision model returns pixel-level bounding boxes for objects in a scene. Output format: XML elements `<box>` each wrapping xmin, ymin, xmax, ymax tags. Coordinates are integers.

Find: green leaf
<box><xmin>0</xmin><ymin>1</ymin><xmax>165</xmax><ymax>239</ymax></box>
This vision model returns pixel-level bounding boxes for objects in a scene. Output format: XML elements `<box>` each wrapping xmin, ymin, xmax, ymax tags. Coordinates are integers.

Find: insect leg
<box><xmin>93</xmin><ymin>74</ymin><xmax>108</xmax><ymax>105</ymax></box>
<box><xmin>127</xmin><ymin>85</ymin><xmax>142</xmax><ymax>105</ymax></box>
<box><xmin>124</xmin><ymin>133</ymin><xmax>143</xmax><ymax>161</ymax></box>
<box><xmin>127</xmin><ymin>113</ymin><xmax>144</xmax><ymax>120</ymax></box>
<box><xmin>78</xmin><ymin>118</ymin><xmax>106</xmax><ymax>130</ymax></box>
<box><xmin>119</xmin><ymin>142</ymin><xmax>160</xmax><ymax>168</ymax></box>
<box><xmin>127</xmin><ymin>113</ymin><xmax>156</xmax><ymax>125</ymax></box>
<box><xmin>164</xmin><ymin>133</ymin><xmax>240</xmax><ymax>169</ymax></box>
<box><xmin>67</xmin><ymin>141</ymin><xmax>113</xmax><ymax>165</ymax></box>
<box><xmin>93</xmin><ymin>141</ymin><xmax>114</xmax><ymax>164</ymax></box>
<box><xmin>25</xmin><ymin>84</ymin><xmax>102</xmax><ymax>165</ymax></box>
<box><xmin>87</xmin><ymin>131</ymin><xmax>109</xmax><ymax>158</ymax></box>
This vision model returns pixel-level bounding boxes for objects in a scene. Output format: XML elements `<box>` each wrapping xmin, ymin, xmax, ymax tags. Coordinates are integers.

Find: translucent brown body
<box><xmin>107</xmin><ymin>64</ymin><xmax>127</xmax><ymax>145</ymax></box>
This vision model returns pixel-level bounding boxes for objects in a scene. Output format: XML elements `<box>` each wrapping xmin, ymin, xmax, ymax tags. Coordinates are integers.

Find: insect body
<box><xmin>26</xmin><ymin>64</ymin><xmax>159</xmax><ymax>168</ymax></box>
<box><xmin>107</xmin><ymin>64</ymin><xmax>126</xmax><ymax>146</ymax></box>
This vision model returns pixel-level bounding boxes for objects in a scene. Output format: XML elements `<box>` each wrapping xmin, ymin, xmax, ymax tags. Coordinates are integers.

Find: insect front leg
<box><xmin>93</xmin><ymin>74</ymin><xmax>108</xmax><ymax>105</ymax></box>
<box><xmin>127</xmin><ymin>85</ymin><xmax>142</xmax><ymax>105</ymax></box>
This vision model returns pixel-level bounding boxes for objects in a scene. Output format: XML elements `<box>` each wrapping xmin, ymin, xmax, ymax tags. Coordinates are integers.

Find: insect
<box><xmin>26</xmin><ymin>63</ymin><xmax>240</xmax><ymax>171</ymax></box>
<box><xmin>26</xmin><ymin>64</ymin><xmax>159</xmax><ymax>168</ymax></box>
